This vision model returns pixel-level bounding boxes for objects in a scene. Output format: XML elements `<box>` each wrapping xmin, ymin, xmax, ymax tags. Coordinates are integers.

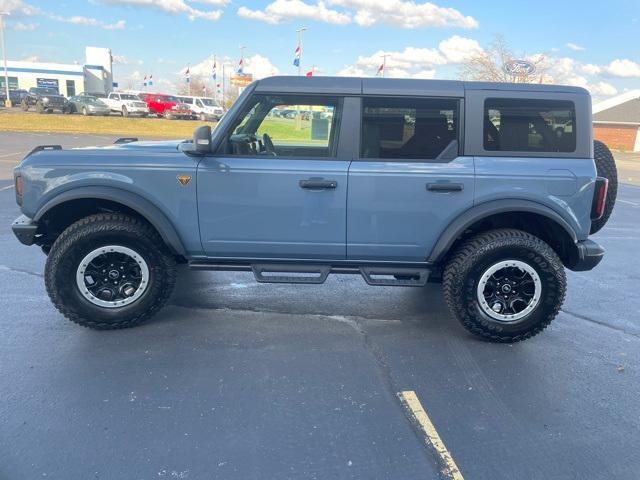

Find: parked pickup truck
<box><xmin>140</xmin><ymin>93</ymin><xmax>193</xmax><ymax>119</ymax></box>
<box><xmin>20</xmin><ymin>87</ymin><xmax>69</xmax><ymax>114</ymax></box>
<box><xmin>11</xmin><ymin>76</ymin><xmax>617</xmax><ymax>342</ymax></box>
<box><xmin>103</xmin><ymin>92</ymin><xmax>149</xmax><ymax>117</ymax></box>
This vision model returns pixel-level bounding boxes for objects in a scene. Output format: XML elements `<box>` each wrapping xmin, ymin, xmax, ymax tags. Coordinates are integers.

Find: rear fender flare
<box><xmin>428</xmin><ymin>199</ymin><xmax>578</xmax><ymax>263</ymax></box>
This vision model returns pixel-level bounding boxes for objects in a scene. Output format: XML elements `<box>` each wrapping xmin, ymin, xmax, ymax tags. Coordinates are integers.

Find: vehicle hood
<box><xmin>19</xmin><ymin>140</ymin><xmax>189</xmax><ymax>168</ymax></box>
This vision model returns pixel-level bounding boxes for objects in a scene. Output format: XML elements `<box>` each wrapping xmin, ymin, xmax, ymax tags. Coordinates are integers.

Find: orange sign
<box><xmin>231</xmin><ymin>75</ymin><xmax>254</xmax><ymax>87</ymax></box>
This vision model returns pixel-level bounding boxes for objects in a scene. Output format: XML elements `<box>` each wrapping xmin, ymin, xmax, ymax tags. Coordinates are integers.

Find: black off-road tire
<box><xmin>591</xmin><ymin>140</ymin><xmax>618</xmax><ymax>234</ymax></box>
<box><xmin>443</xmin><ymin>229</ymin><xmax>566</xmax><ymax>343</ymax></box>
<box><xmin>44</xmin><ymin>213</ymin><xmax>176</xmax><ymax>330</ymax></box>
<box><xmin>21</xmin><ymin>100</ymin><xmax>29</xmax><ymax>111</ymax></box>
<box><xmin>35</xmin><ymin>101</ymin><xmax>44</xmax><ymax>113</ymax></box>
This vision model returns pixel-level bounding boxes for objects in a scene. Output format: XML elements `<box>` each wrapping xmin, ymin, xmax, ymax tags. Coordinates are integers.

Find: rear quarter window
<box><xmin>484</xmin><ymin>98</ymin><xmax>576</xmax><ymax>153</ymax></box>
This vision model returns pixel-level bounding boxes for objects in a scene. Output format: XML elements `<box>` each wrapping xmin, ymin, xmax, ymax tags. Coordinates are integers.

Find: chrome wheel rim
<box><xmin>476</xmin><ymin>260</ymin><xmax>541</xmax><ymax>322</ymax></box>
<box><xmin>76</xmin><ymin>245</ymin><xmax>149</xmax><ymax>308</ymax></box>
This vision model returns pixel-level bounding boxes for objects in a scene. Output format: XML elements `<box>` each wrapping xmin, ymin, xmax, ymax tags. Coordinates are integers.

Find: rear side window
<box><xmin>361</xmin><ymin>97</ymin><xmax>459</xmax><ymax>160</ymax></box>
<box><xmin>484</xmin><ymin>98</ymin><xmax>576</xmax><ymax>153</ymax></box>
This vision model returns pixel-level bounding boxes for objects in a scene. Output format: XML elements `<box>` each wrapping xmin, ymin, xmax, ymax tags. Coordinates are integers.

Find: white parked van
<box><xmin>178</xmin><ymin>96</ymin><xmax>224</xmax><ymax>121</ymax></box>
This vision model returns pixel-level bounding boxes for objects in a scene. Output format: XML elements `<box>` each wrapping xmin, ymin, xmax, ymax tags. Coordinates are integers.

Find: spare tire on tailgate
<box><xmin>590</xmin><ymin>140</ymin><xmax>618</xmax><ymax>234</ymax></box>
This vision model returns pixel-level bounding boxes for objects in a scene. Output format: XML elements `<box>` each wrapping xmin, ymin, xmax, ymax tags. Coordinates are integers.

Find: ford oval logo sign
<box><xmin>503</xmin><ymin>60</ymin><xmax>536</xmax><ymax>76</ymax></box>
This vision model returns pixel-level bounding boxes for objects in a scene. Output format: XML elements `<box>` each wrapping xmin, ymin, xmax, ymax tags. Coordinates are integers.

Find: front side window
<box><xmin>484</xmin><ymin>98</ymin><xmax>576</xmax><ymax>153</ymax></box>
<box><xmin>219</xmin><ymin>94</ymin><xmax>341</xmax><ymax>158</ymax></box>
<box><xmin>361</xmin><ymin>97</ymin><xmax>459</xmax><ymax>160</ymax></box>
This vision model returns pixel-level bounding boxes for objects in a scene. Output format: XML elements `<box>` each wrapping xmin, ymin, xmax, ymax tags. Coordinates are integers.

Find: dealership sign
<box><xmin>503</xmin><ymin>60</ymin><xmax>536</xmax><ymax>76</ymax></box>
<box><xmin>231</xmin><ymin>74</ymin><xmax>253</xmax><ymax>87</ymax></box>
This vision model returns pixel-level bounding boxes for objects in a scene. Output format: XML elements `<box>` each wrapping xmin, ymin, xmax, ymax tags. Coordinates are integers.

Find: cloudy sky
<box><xmin>2</xmin><ymin>0</ymin><xmax>640</xmax><ymax>100</ymax></box>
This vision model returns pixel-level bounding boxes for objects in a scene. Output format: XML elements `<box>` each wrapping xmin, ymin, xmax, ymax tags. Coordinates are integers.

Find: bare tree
<box><xmin>459</xmin><ymin>36</ymin><xmax>552</xmax><ymax>83</ymax></box>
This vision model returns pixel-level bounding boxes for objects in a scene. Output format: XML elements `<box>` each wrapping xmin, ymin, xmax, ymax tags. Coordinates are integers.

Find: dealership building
<box><xmin>0</xmin><ymin>47</ymin><xmax>114</xmax><ymax>97</ymax></box>
<box><xmin>593</xmin><ymin>90</ymin><xmax>640</xmax><ymax>152</ymax></box>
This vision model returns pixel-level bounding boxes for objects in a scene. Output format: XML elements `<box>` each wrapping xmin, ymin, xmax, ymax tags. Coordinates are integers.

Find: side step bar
<box><xmin>189</xmin><ymin>262</ymin><xmax>430</xmax><ymax>287</ymax></box>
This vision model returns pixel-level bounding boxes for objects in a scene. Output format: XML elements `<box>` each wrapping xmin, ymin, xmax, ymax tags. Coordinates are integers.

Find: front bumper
<box><xmin>568</xmin><ymin>239</ymin><xmax>605</xmax><ymax>271</ymax></box>
<box><xmin>127</xmin><ymin>107</ymin><xmax>149</xmax><ymax>115</ymax></box>
<box><xmin>12</xmin><ymin>215</ymin><xmax>38</xmax><ymax>246</ymax></box>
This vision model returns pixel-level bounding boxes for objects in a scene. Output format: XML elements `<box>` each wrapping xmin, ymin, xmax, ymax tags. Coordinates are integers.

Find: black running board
<box><xmin>189</xmin><ymin>261</ymin><xmax>430</xmax><ymax>286</ymax></box>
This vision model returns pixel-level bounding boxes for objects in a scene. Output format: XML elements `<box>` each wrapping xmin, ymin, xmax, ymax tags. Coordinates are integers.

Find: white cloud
<box><xmin>438</xmin><ymin>35</ymin><xmax>483</xmax><ymax>62</ymax></box>
<box><xmin>566</xmin><ymin>42</ymin><xmax>585</xmax><ymax>51</ymax></box>
<box><xmin>238</xmin><ymin>0</ymin><xmax>349</xmax><ymax>25</ymax></box>
<box><xmin>21</xmin><ymin>54</ymin><xmax>38</xmax><ymax>62</ymax></box>
<box><xmin>10</xmin><ymin>21</ymin><xmax>38</xmax><ymax>30</ymax></box>
<box><xmin>113</xmin><ymin>54</ymin><xmax>143</xmax><ymax>65</ymax></box>
<box><xmin>49</xmin><ymin>14</ymin><xmax>126</xmax><ymax>29</ymax></box>
<box><xmin>581</xmin><ymin>63</ymin><xmax>601</xmax><ymax>75</ymax></box>
<box><xmin>244</xmin><ymin>54</ymin><xmax>280</xmax><ymax>79</ymax></box>
<box><xmin>0</xmin><ymin>0</ymin><xmax>40</xmax><ymax>16</ymax></box>
<box><xmin>101</xmin><ymin>0</ymin><xmax>227</xmax><ymax>21</ymax></box>
<box><xmin>237</xmin><ymin>0</ymin><xmax>477</xmax><ymax>29</ymax></box>
<box><xmin>340</xmin><ymin>35</ymin><xmax>481</xmax><ymax>77</ymax></box>
<box><xmin>183</xmin><ymin>53</ymin><xmax>279</xmax><ymax>80</ymax></box>
<box><xmin>604</xmin><ymin>59</ymin><xmax>640</xmax><ymax>78</ymax></box>
<box><xmin>328</xmin><ymin>0</ymin><xmax>478</xmax><ymax>29</ymax></box>
<box><xmin>589</xmin><ymin>81</ymin><xmax>617</xmax><ymax>97</ymax></box>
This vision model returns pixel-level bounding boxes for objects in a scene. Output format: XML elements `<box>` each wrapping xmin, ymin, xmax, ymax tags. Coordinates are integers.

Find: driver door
<box><xmin>197</xmin><ymin>94</ymin><xmax>349</xmax><ymax>259</ymax></box>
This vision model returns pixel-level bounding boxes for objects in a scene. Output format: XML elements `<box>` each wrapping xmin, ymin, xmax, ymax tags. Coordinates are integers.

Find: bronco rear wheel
<box><xmin>44</xmin><ymin>213</ymin><xmax>176</xmax><ymax>329</ymax></box>
<box><xmin>443</xmin><ymin>229</ymin><xmax>566</xmax><ymax>342</ymax></box>
<box><xmin>591</xmin><ymin>140</ymin><xmax>618</xmax><ymax>234</ymax></box>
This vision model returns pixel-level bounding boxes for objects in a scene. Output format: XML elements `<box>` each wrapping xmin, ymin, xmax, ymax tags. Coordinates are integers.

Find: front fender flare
<box><xmin>427</xmin><ymin>199</ymin><xmax>578</xmax><ymax>263</ymax></box>
<box><xmin>33</xmin><ymin>186</ymin><xmax>186</xmax><ymax>256</ymax></box>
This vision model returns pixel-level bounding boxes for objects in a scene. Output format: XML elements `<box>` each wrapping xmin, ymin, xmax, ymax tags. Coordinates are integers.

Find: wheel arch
<box><xmin>34</xmin><ymin>186</ymin><xmax>186</xmax><ymax>256</ymax></box>
<box><xmin>429</xmin><ymin>199</ymin><xmax>579</xmax><ymax>267</ymax></box>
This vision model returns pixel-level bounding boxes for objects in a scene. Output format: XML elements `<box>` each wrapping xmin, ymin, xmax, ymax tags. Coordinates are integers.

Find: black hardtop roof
<box><xmin>253</xmin><ymin>76</ymin><xmax>589</xmax><ymax>97</ymax></box>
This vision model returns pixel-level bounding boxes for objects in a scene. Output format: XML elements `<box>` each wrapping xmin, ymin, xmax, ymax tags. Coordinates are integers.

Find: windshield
<box><xmin>165</xmin><ymin>96</ymin><xmax>179</xmax><ymax>103</ymax></box>
<box><xmin>84</xmin><ymin>97</ymin><xmax>107</xmax><ymax>106</ymax></box>
<box><xmin>120</xmin><ymin>94</ymin><xmax>140</xmax><ymax>101</ymax></box>
<box><xmin>32</xmin><ymin>88</ymin><xmax>58</xmax><ymax>95</ymax></box>
<box><xmin>201</xmin><ymin>98</ymin><xmax>219</xmax><ymax>107</ymax></box>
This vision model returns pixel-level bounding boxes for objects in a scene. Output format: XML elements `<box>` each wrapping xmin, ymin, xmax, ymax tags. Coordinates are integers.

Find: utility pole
<box><xmin>296</xmin><ymin>27</ymin><xmax>306</xmax><ymax>76</ymax></box>
<box><xmin>0</xmin><ymin>12</ymin><xmax>10</xmax><ymax>107</ymax></box>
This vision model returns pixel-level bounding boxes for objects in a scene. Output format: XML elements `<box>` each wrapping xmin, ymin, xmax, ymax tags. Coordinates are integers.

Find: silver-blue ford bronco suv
<box><xmin>11</xmin><ymin>77</ymin><xmax>617</xmax><ymax>342</ymax></box>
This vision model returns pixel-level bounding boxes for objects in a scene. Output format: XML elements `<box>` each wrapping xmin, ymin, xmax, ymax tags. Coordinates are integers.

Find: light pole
<box><xmin>0</xmin><ymin>12</ymin><xmax>10</xmax><ymax>107</ymax></box>
<box><xmin>295</xmin><ymin>27</ymin><xmax>306</xmax><ymax>76</ymax></box>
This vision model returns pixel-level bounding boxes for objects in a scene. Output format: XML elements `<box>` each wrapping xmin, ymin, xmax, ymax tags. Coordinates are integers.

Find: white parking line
<box><xmin>618</xmin><ymin>199</ymin><xmax>639</xmax><ymax>207</ymax></box>
<box><xmin>398</xmin><ymin>390</ymin><xmax>464</xmax><ymax>480</ymax></box>
<box><xmin>0</xmin><ymin>184</ymin><xmax>15</xmax><ymax>192</ymax></box>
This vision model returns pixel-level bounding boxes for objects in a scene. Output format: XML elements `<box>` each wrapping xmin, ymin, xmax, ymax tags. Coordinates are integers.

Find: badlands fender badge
<box><xmin>177</xmin><ymin>175</ymin><xmax>192</xmax><ymax>186</ymax></box>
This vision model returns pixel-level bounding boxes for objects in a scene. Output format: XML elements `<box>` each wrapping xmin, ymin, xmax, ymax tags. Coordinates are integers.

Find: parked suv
<box><xmin>103</xmin><ymin>92</ymin><xmax>149</xmax><ymax>117</ymax></box>
<box><xmin>11</xmin><ymin>77</ymin><xmax>617</xmax><ymax>342</ymax></box>
<box><xmin>21</xmin><ymin>87</ymin><xmax>69</xmax><ymax>114</ymax></box>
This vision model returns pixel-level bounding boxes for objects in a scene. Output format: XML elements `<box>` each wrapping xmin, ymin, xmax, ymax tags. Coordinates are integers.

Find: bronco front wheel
<box><xmin>44</xmin><ymin>213</ymin><xmax>176</xmax><ymax>329</ymax></box>
<box><xmin>443</xmin><ymin>229</ymin><xmax>566</xmax><ymax>342</ymax></box>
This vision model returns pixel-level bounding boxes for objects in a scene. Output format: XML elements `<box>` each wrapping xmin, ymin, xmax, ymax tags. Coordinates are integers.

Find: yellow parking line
<box><xmin>398</xmin><ymin>390</ymin><xmax>464</xmax><ymax>480</ymax></box>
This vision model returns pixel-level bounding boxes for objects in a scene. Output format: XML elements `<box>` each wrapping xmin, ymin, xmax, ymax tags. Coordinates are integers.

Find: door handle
<box><xmin>426</xmin><ymin>183</ymin><xmax>464</xmax><ymax>192</ymax></box>
<box><xmin>299</xmin><ymin>179</ymin><xmax>337</xmax><ymax>190</ymax></box>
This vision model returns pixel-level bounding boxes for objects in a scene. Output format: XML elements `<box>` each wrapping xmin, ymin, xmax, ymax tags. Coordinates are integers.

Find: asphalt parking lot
<box><xmin>1</xmin><ymin>132</ymin><xmax>639</xmax><ymax>480</ymax></box>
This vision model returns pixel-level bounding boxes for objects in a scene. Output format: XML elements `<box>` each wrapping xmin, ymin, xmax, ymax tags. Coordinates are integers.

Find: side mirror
<box><xmin>192</xmin><ymin>125</ymin><xmax>212</xmax><ymax>154</ymax></box>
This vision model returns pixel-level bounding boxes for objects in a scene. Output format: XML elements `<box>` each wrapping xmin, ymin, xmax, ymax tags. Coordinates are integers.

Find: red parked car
<box><xmin>139</xmin><ymin>93</ymin><xmax>193</xmax><ymax>119</ymax></box>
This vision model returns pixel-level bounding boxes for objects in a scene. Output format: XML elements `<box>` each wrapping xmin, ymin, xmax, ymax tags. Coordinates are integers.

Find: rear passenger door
<box><xmin>347</xmin><ymin>95</ymin><xmax>475</xmax><ymax>262</ymax></box>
